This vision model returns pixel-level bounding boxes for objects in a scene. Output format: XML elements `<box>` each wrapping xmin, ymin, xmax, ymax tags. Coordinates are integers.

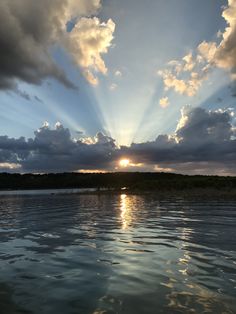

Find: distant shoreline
<box><xmin>0</xmin><ymin>172</ymin><xmax>235</xmax><ymax>199</ymax></box>
<box><xmin>0</xmin><ymin>172</ymin><xmax>236</xmax><ymax>196</ymax></box>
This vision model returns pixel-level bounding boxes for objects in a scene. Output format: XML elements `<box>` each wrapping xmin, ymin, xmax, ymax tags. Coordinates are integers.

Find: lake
<box><xmin>0</xmin><ymin>193</ymin><xmax>236</xmax><ymax>313</ymax></box>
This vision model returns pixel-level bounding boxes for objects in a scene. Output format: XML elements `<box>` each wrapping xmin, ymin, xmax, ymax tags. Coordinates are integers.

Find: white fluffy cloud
<box><xmin>159</xmin><ymin>0</ymin><xmax>236</xmax><ymax>97</ymax></box>
<box><xmin>114</xmin><ymin>70</ymin><xmax>122</xmax><ymax>77</ymax></box>
<box><xmin>158</xmin><ymin>52</ymin><xmax>210</xmax><ymax>97</ymax></box>
<box><xmin>65</xmin><ymin>17</ymin><xmax>115</xmax><ymax>85</ymax></box>
<box><xmin>159</xmin><ymin>97</ymin><xmax>170</xmax><ymax>108</ymax></box>
<box><xmin>197</xmin><ymin>41</ymin><xmax>217</xmax><ymax>63</ymax></box>
<box><xmin>214</xmin><ymin>0</ymin><xmax>236</xmax><ymax>73</ymax></box>
<box><xmin>196</xmin><ymin>0</ymin><xmax>236</xmax><ymax>79</ymax></box>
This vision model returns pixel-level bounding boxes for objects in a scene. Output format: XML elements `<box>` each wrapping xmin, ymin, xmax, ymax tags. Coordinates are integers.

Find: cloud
<box><xmin>175</xmin><ymin>105</ymin><xmax>234</xmax><ymax>144</ymax></box>
<box><xmin>159</xmin><ymin>0</ymin><xmax>236</xmax><ymax>97</ymax></box>
<box><xmin>197</xmin><ymin>41</ymin><xmax>217</xmax><ymax>63</ymax></box>
<box><xmin>14</xmin><ymin>88</ymin><xmax>31</xmax><ymax>101</ymax></box>
<box><xmin>65</xmin><ymin>17</ymin><xmax>115</xmax><ymax>85</ymax></box>
<box><xmin>213</xmin><ymin>0</ymin><xmax>236</xmax><ymax>75</ymax></box>
<box><xmin>182</xmin><ymin>53</ymin><xmax>196</xmax><ymax>72</ymax></box>
<box><xmin>0</xmin><ymin>0</ymin><xmax>115</xmax><ymax>90</ymax></box>
<box><xmin>120</xmin><ymin>106</ymin><xmax>236</xmax><ymax>174</ymax></box>
<box><xmin>1</xmin><ymin>122</ymin><xmax>117</xmax><ymax>172</ymax></box>
<box><xmin>0</xmin><ymin>106</ymin><xmax>235</xmax><ymax>174</ymax></box>
<box><xmin>159</xmin><ymin>97</ymin><xmax>170</xmax><ymax>108</ymax></box>
<box><xmin>114</xmin><ymin>70</ymin><xmax>122</xmax><ymax>77</ymax></box>
<box><xmin>110</xmin><ymin>83</ymin><xmax>118</xmax><ymax>91</ymax></box>
<box><xmin>158</xmin><ymin>52</ymin><xmax>210</xmax><ymax>97</ymax></box>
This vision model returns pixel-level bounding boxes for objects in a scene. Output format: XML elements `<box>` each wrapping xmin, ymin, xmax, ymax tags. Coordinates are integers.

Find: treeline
<box><xmin>0</xmin><ymin>172</ymin><xmax>235</xmax><ymax>191</ymax></box>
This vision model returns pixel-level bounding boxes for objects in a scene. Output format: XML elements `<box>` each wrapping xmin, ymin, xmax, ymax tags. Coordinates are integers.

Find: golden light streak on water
<box><xmin>120</xmin><ymin>194</ymin><xmax>132</xmax><ymax>230</ymax></box>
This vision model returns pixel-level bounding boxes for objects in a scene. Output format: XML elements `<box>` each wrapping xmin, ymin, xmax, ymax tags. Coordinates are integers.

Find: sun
<box><xmin>119</xmin><ymin>158</ymin><xmax>130</xmax><ymax>167</ymax></box>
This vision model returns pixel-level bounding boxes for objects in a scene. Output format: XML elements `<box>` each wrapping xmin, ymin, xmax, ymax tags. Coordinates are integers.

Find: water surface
<box><xmin>0</xmin><ymin>193</ymin><xmax>236</xmax><ymax>313</ymax></box>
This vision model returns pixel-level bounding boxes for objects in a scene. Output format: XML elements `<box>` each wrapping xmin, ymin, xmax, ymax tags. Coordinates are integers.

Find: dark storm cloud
<box><xmin>0</xmin><ymin>123</ymin><xmax>117</xmax><ymax>172</ymax></box>
<box><xmin>122</xmin><ymin>106</ymin><xmax>236</xmax><ymax>164</ymax></box>
<box><xmin>0</xmin><ymin>0</ymin><xmax>115</xmax><ymax>90</ymax></box>
<box><xmin>0</xmin><ymin>106</ymin><xmax>235</xmax><ymax>174</ymax></box>
<box><xmin>0</xmin><ymin>0</ymin><xmax>77</xmax><ymax>90</ymax></box>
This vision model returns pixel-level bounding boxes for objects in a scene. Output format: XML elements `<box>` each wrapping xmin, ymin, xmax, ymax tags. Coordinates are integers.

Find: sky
<box><xmin>0</xmin><ymin>0</ymin><xmax>236</xmax><ymax>175</ymax></box>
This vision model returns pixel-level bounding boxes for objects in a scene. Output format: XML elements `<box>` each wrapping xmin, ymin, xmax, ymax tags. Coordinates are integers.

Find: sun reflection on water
<box><xmin>120</xmin><ymin>194</ymin><xmax>132</xmax><ymax>230</ymax></box>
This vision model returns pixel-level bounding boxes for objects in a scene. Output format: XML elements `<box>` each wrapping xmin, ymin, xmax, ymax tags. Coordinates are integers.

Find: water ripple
<box><xmin>0</xmin><ymin>194</ymin><xmax>235</xmax><ymax>313</ymax></box>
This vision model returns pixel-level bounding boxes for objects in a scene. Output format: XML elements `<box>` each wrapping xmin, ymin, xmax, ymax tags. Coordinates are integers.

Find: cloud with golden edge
<box><xmin>65</xmin><ymin>17</ymin><xmax>115</xmax><ymax>85</ymax></box>
<box><xmin>159</xmin><ymin>96</ymin><xmax>170</xmax><ymax>108</ymax></box>
<box><xmin>158</xmin><ymin>0</ymin><xmax>236</xmax><ymax>97</ymax></box>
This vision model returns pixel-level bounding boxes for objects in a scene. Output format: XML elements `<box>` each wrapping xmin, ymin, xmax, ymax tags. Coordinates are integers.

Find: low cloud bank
<box><xmin>0</xmin><ymin>106</ymin><xmax>235</xmax><ymax>175</ymax></box>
